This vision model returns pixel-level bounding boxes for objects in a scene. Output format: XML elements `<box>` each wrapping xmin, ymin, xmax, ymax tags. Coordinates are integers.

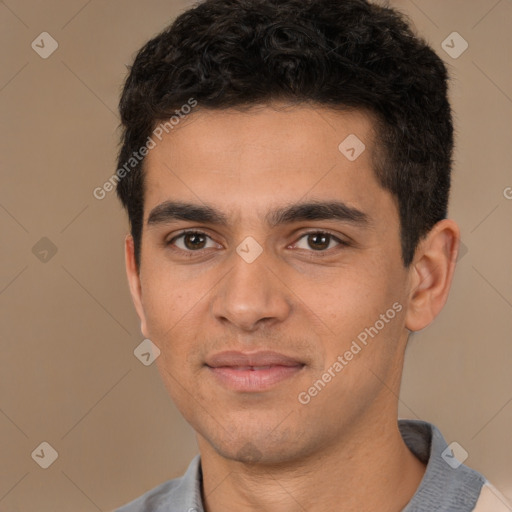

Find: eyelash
<box><xmin>166</xmin><ymin>229</ymin><xmax>350</xmax><ymax>258</ymax></box>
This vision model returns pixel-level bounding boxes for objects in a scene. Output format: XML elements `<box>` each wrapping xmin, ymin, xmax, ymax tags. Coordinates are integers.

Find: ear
<box><xmin>405</xmin><ymin>219</ymin><xmax>460</xmax><ymax>332</ymax></box>
<box><xmin>125</xmin><ymin>234</ymin><xmax>149</xmax><ymax>338</ymax></box>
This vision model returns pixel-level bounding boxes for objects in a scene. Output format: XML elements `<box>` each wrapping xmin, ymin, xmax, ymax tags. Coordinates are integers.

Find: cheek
<box><xmin>140</xmin><ymin>273</ymin><xmax>188</xmax><ymax>347</ymax></box>
<box><xmin>141</xmin><ymin>271</ymin><xmax>209</xmax><ymax>367</ymax></box>
<box><xmin>308</xmin><ymin>270</ymin><xmax>406</xmax><ymax>383</ymax></box>
<box><xmin>141</xmin><ymin>249</ymin><xmax>217</xmax><ymax>326</ymax></box>
<box><xmin>308</xmin><ymin>268</ymin><xmax>391</xmax><ymax>332</ymax></box>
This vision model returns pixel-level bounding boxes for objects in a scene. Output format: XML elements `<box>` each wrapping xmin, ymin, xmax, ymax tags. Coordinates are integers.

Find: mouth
<box><xmin>205</xmin><ymin>351</ymin><xmax>305</xmax><ymax>392</ymax></box>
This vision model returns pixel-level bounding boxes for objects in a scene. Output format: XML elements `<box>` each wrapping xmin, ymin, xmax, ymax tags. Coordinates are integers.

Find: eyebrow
<box><xmin>147</xmin><ymin>200</ymin><xmax>370</xmax><ymax>228</ymax></box>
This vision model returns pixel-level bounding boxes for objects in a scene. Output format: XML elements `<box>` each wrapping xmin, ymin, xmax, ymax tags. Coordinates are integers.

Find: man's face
<box><xmin>128</xmin><ymin>104</ymin><xmax>414</xmax><ymax>464</ymax></box>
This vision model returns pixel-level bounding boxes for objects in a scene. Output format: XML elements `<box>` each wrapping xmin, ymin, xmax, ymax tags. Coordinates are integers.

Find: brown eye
<box><xmin>307</xmin><ymin>233</ymin><xmax>330</xmax><ymax>250</ymax></box>
<box><xmin>168</xmin><ymin>231</ymin><xmax>218</xmax><ymax>252</ymax></box>
<box><xmin>294</xmin><ymin>231</ymin><xmax>347</xmax><ymax>252</ymax></box>
<box><xmin>182</xmin><ymin>232</ymin><xmax>207</xmax><ymax>250</ymax></box>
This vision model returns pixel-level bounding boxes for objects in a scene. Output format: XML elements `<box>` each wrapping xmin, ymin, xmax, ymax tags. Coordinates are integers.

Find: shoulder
<box><xmin>399</xmin><ymin>419</ymin><xmax>506</xmax><ymax>512</ymax></box>
<box><xmin>113</xmin><ymin>479</ymin><xmax>183</xmax><ymax>512</ymax></box>
<box><xmin>473</xmin><ymin>482</ymin><xmax>512</xmax><ymax>512</ymax></box>
<box><xmin>112</xmin><ymin>455</ymin><xmax>203</xmax><ymax>512</ymax></box>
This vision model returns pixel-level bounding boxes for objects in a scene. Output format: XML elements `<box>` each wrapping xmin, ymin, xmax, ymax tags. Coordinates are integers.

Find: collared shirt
<box><xmin>114</xmin><ymin>419</ymin><xmax>512</xmax><ymax>511</ymax></box>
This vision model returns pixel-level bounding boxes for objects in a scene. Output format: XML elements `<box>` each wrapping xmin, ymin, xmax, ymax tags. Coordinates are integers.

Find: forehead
<box><xmin>142</xmin><ymin>103</ymin><xmax>394</xmax><ymax>225</ymax></box>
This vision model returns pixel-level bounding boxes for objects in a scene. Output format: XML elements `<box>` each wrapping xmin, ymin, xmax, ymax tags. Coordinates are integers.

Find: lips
<box><xmin>206</xmin><ymin>350</ymin><xmax>304</xmax><ymax>368</ymax></box>
<box><xmin>205</xmin><ymin>351</ymin><xmax>305</xmax><ymax>392</ymax></box>
<box><xmin>226</xmin><ymin>366</ymin><xmax>273</xmax><ymax>371</ymax></box>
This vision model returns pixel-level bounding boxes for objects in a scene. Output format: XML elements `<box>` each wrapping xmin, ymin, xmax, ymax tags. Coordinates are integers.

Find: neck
<box><xmin>198</xmin><ymin>416</ymin><xmax>426</xmax><ymax>512</ymax></box>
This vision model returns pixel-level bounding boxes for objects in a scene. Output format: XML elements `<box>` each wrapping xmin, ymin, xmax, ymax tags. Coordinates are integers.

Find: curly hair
<box><xmin>116</xmin><ymin>0</ymin><xmax>453</xmax><ymax>270</ymax></box>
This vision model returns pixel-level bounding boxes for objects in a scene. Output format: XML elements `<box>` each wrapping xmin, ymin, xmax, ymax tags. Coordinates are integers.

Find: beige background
<box><xmin>0</xmin><ymin>0</ymin><xmax>511</xmax><ymax>510</ymax></box>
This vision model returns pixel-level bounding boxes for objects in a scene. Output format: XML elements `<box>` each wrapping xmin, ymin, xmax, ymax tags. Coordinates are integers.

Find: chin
<box><xmin>218</xmin><ymin>442</ymin><xmax>295</xmax><ymax>466</ymax></box>
<box><xmin>202</xmin><ymin>423</ymin><xmax>311</xmax><ymax>467</ymax></box>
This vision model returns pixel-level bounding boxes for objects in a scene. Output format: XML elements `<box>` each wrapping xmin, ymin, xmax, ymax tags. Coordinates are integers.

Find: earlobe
<box><xmin>124</xmin><ymin>234</ymin><xmax>149</xmax><ymax>338</ymax></box>
<box><xmin>405</xmin><ymin>219</ymin><xmax>460</xmax><ymax>332</ymax></box>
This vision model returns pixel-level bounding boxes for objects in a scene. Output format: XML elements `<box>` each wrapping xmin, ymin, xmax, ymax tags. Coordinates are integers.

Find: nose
<box><xmin>211</xmin><ymin>245</ymin><xmax>292</xmax><ymax>332</ymax></box>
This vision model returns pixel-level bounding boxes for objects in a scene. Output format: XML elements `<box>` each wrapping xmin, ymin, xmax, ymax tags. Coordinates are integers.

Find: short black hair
<box><xmin>116</xmin><ymin>0</ymin><xmax>453</xmax><ymax>270</ymax></box>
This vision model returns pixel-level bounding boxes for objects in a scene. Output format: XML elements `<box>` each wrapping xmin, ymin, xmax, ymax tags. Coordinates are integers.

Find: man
<box><xmin>114</xmin><ymin>0</ymin><xmax>511</xmax><ymax>510</ymax></box>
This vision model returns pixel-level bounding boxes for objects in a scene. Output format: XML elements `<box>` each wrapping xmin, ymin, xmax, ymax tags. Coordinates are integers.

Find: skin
<box><xmin>125</xmin><ymin>102</ymin><xmax>460</xmax><ymax>512</ymax></box>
